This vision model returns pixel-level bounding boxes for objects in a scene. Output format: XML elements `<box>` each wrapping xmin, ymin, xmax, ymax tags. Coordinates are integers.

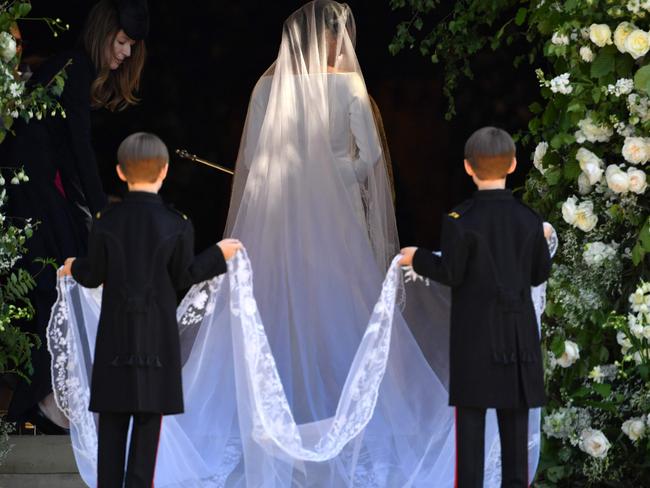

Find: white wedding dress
<box><xmin>47</xmin><ymin>1</ymin><xmax>555</xmax><ymax>486</ymax></box>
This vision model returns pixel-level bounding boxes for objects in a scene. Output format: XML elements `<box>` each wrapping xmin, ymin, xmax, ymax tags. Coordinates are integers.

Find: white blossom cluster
<box><xmin>606</xmin><ymin>78</ymin><xmax>634</xmax><ymax>97</ymax></box>
<box><xmin>588</xmin><ymin>364</ymin><xmax>618</xmax><ymax>383</ymax></box>
<box><xmin>583</xmin><ymin>241</ymin><xmax>618</xmax><ymax>266</ymax></box>
<box><xmin>548</xmin><ymin>73</ymin><xmax>573</xmax><ymax>95</ymax></box>
<box><xmin>627</xmin><ymin>93</ymin><xmax>650</xmax><ymax>123</ymax></box>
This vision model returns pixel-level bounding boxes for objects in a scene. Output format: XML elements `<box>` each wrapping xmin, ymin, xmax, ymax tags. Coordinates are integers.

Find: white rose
<box><xmin>556</xmin><ymin>340</ymin><xmax>580</xmax><ymax>368</ymax></box>
<box><xmin>628</xmin><ymin>168</ymin><xmax>648</xmax><ymax>194</ymax></box>
<box><xmin>579</xmin><ymin>46</ymin><xmax>594</xmax><ymax>62</ymax></box>
<box><xmin>0</xmin><ymin>32</ymin><xmax>16</xmax><ymax>63</ymax></box>
<box><xmin>576</xmin><ymin>148</ymin><xmax>604</xmax><ymax>185</ymax></box>
<box><xmin>622</xmin><ymin>418</ymin><xmax>646</xmax><ymax>441</ymax></box>
<box><xmin>605</xmin><ymin>165</ymin><xmax>630</xmax><ymax>194</ymax></box>
<box><xmin>574</xmin><ymin>201</ymin><xmax>598</xmax><ymax>232</ymax></box>
<box><xmin>580</xmin><ymin>429</ymin><xmax>611</xmax><ymax>458</ymax></box>
<box><xmin>589</xmin><ymin>24</ymin><xmax>613</xmax><ymax>48</ymax></box>
<box><xmin>578</xmin><ymin>173</ymin><xmax>593</xmax><ymax>195</ymax></box>
<box><xmin>562</xmin><ymin>196</ymin><xmax>578</xmax><ymax>225</ymax></box>
<box><xmin>622</xmin><ymin>137</ymin><xmax>650</xmax><ymax>165</ymax></box>
<box><xmin>576</xmin><ymin>116</ymin><xmax>613</xmax><ymax>143</ymax></box>
<box><xmin>533</xmin><ymin>142</ymin><xmax>548</xmax><ymax>173</ymax></box>
<box><xmin>615</xmin><ymin>22</ymin><xmax>637</xmax><ymax>53</ymax></box>
<box><xmin>625</xmin><ymin>29</ymin><xmax>650</xmax><ymax>59</ymax></box>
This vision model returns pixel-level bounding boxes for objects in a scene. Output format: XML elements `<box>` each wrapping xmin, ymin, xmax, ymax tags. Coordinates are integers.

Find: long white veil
<box><xmin>47</xmin><ymin>1</ymin><xmax>554</xmax><ymax>486</ymax></box>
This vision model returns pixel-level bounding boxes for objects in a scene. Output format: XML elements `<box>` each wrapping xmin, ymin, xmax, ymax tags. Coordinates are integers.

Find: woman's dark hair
<box><xmin>82</xmin><ymin>0</ymin><xmax>146</xmax><ymax>111</ymax></box>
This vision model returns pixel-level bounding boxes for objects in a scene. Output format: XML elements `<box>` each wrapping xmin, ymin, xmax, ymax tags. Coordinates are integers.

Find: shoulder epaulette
<box><xmin>447</xmin><ymin>199</ymin><xmax>474</xmax><ymax>219</ymax></box>
<box><xmin>94</xmin><ymin>203</ymin><xmax>117</xmax><ymax>220</ymax></box>
<box><xmin>166</xmin><ymin>204</ymin><xmax>189</xmax><ymax>221</ymax></box>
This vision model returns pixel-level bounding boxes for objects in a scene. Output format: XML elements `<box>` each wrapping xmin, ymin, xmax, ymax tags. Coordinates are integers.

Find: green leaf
<box><xmin>551</xmin><ymin>335</ymin><xmax>565</xmax><ymax>357</ymax></box>
<box><xmin>545</xmin><ymin>166</ymin><xmax>562</xmax><ymax>185</ymax></box>
<box><xmin>633</xmin><ymin>242</ymin><xmax>645</xmax><ymax>266</ymax></box>
<box><xmin>590</xmin><ymin>46</ymin><xmax>616</xmax><ymax>79</ymax></box>
<box><xmin>18</xmin><ymin>2</ymin><xmax>32</xmax><ymax>17</ymax></box>
<box><xmin>592</xmin><ymin>382</ymin><xmax>611</xmax><ymax>398</ymax></box>
<box><xmin>639</xmin><ymin>217</ymin><xmax>650</xmax><ymax>251</ymax></box>
<box><xmin>514</xmin><ymin>8</ymin><xmax>527</xmax><ymax>26</ymax></box>
<box><xmin>563</xmin><ymin>159</ymin><xmax>581</xmax><ymax>180</ymax></box>
<box><xmin>634</xmin><ymin>65</ymin><xmax>650</xmax><ymax>96</ymax></box>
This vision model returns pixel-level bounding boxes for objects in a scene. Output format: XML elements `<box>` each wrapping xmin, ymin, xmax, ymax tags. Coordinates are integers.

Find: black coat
<box><xmin>71</xmin><ymin>192</ymin><xmax>227</xmax><ymax>414</ymax></box>
<box><xmin>4</xmin><ymin>49</ymin><xmax>107</xmax><ymax>419</ymax></box>
<box><xmin>413</xmin><ymin>189</ymin><xmax>551</xmax><ymax>409</ymax></box>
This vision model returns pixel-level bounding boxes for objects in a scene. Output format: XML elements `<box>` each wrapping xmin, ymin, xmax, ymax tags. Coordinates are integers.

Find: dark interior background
<box><xmin>20</xmin><ymin>1</ymin><xmax>538</xmax><ymax>251</ymax></box>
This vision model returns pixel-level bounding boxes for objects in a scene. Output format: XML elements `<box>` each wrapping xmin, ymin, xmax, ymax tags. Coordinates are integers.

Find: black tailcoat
<box><xmin>71</xmin><ymin>192</ymin><xmax>226</xmax><ymax>414</ymax></box>
<box><xmin>413</xmin><ymin>189</ymin><xmax>551</xmax><ymax>409</ymax></box>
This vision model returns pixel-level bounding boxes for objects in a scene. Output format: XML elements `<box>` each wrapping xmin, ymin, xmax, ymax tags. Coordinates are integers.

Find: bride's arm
<box><xmin>348</xmin><ymin>80</ymin><xmax>382</xmax><ymax>182</ymax></box>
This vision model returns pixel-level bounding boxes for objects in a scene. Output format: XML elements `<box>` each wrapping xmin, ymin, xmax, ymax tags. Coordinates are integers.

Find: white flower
<box><xmin>622</xmin><ymin>137</ymin><xmax>650</xmax><ymax>164</ymax></box>
<box><xmin>575</xmin><ymin>116</ymin><xmax>613</xmax><ymax>143</ymax></box>
<box><xmin>557</xmin><ymin>340</ymin><xmax>580</xmax><ymax>368</ymax></box>
<box><xmin>618</xmin><ymin>331</ymin><xmax>633</xmax><ymax>354</ymax></box>
<box><xmin>628</xmin><ymin>94</ymin><xmax>650</xmax><ymax>122</ymax></box>
<box><xmin>583</xmin><ymin>241</ymin><xmax>617</xmax><ymax>266</ymax></box>
<box><xmin>10</xmin><ymin>177</ymin><xmax>19</xmax><ymax>185</ymax></box>
<box><xmin>0</xmin><ymin>176</ymin><xmax>4</xmax><ymax>186</ymax></box>
<box><xmin>562</xmin><ymin>196</ymin><xmax>578</xmax><ymax>225</ymax></box>
<box><xmin>589</xmin><ymin>24</ymin><xmax>613</xmax><ymax>48</ymax></box>
<box><xmin>605</xmin><ymin>165</ymin><xmax>630</xmax><ymax>194</ymax></box>
<box><xmin>549</xmin><ymin>73</ymin><xmax>573</xmax><ymax>95</ymax></box>
<box><xmin>576</xmin><ymin>148</ymin><xmax>604</xmax><ymax>185</ymax></box>
<box><xmin>0</xmin><ymin>32</ymin><xmax>16</xmax><ymax>63</ymax></box>
<box><xmin>606</xmin><ymin>78</ymin><xmax>634</xmax><ymax>97</ymax></box>
<box><xmin>552</xmin><ymin>32</ymin><xmax>570</xmax><ymax>45</ymax></box>
<box><xmin>628</xmin><ymin>168</ymin><xmax>647</xmax><ymax>194</ymax></box>
<box><xmin>588</xmin><ymin>366</ymin><xmax>604</xmax><ymax>383</ymax></box>
<box><xmin>580</xmin><ymin>429</ymin><xmax>611</xmax><ymax>459</ymax></box>
<box><xmin>574</xmin><ymin>200</ymin><xmax>598</xmax><ymax>232</ymax></box>
<box><xmin>533</xmin><ymin>142</ymin><xmax>548</xmax><ymax>173</ymax></box>
<box><xmin>615</xmin><ymin>22</ymin><xmax>637</xmax><ymax>53</ymax></box>
<box><xmin>625</xmin><ymin>29</ymin><xmax>650</xmax><ymax>59</ymax></box>
<box><xmin>630</xmin><ymin>315</ymin><xmax>644</xmax><ymax>338</ymax></box>
<box><xmin>578</xmin><ymin>173</ymin><xmax>593</xmax><ymax>194</ymax></box>
<box><xmin>579</xmin><ymin>46</ymin><xmax>594</xmax><ymax>62</ymax></box>
<box><xmin>622</xmin><ymin>418</ymin><xmax>647</xmax><ymax>441</ymax></box>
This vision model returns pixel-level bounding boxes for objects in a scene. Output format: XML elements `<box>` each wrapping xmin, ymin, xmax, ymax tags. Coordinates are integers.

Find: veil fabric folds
<box><xmin>47</xmin><ymin>1</ymin><xmax>552</xmax><ymax>486</ymax></box>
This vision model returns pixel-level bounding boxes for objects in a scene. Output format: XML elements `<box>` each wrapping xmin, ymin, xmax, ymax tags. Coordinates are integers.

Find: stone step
<box><xmin>0</xmin><ymin>473</ymin><xmax>85</xmax><ymax>488</ymax></box>
<box><xmin>0</xmin><ymin>436</ymin><xmax>79</xmax><ymax>474</ymax></box>
<box><xmin>0</xmin><ymin>436</ymin><xmax>85</xmax><ymax>487</ymax></box>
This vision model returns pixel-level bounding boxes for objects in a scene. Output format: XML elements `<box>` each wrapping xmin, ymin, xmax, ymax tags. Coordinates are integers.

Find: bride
<box><xmin>49</xmin><ymin>1</ymin><xmax>549</xmax><ymax>486</ymax></box>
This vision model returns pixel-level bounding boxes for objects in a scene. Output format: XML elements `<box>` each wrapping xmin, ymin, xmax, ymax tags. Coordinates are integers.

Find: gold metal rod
<box><xmin>175</xmin><ymin>149</ymin><xmax>235</xmax><ymax>175</ymax></box>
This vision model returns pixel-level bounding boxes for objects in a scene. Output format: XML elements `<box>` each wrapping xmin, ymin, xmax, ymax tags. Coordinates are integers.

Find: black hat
<box><xmin>115</xmin><ymin>0</ymin><xmax>149</xmax><ymax>40</ymax></box>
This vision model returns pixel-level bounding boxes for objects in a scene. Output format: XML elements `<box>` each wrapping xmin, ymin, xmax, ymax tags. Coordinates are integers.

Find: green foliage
<box><xmin>389</xmin><ymin>0</ymin><xmax>528</xmax><ymax>119</ymax></box>
<box><xmin>390</xmin><ymin>0</ymin><xmax>650</xmax><ymax>484</ymax></box>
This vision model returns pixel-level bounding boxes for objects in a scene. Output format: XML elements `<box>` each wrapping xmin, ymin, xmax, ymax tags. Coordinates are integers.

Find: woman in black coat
<box><xmin>5</xmin><ymin>0</ymin><xmax>148</xmax><ymax>432</ymax></box>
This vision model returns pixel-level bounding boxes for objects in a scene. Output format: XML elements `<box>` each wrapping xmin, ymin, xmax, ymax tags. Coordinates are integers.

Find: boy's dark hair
<box><xmin>464</xmin><ymin>127</ymin><xmax>516</xmax><ymax>180</ymax></box>
<box><xmin>117</xmin><ymin>132</ymin><xmax>169</xmax><ymax>183</ymax></box>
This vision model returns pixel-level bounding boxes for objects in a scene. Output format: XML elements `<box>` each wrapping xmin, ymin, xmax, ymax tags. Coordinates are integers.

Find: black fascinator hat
<box><xmin>115</xmin><ymin>0</ymin><xmax>149</xmax><ymax>40</ymax></box>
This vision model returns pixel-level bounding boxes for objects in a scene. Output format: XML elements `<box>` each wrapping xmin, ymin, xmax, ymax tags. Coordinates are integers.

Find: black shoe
<box><xmin>23</xmin><ymin>405</ymin><xmax>70</xmax><ymax>435</ymax></box>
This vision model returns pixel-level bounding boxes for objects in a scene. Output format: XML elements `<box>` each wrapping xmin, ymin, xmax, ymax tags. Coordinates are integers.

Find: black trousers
<box><xmin>455</xmin><ymin>407</ymin><xmax>529</xmax><ymax>488</ymax></box>
<box><xmin>98</xmin><ymin>412</ymin><xmax>162</xmax><ymax>488</ymax></box>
